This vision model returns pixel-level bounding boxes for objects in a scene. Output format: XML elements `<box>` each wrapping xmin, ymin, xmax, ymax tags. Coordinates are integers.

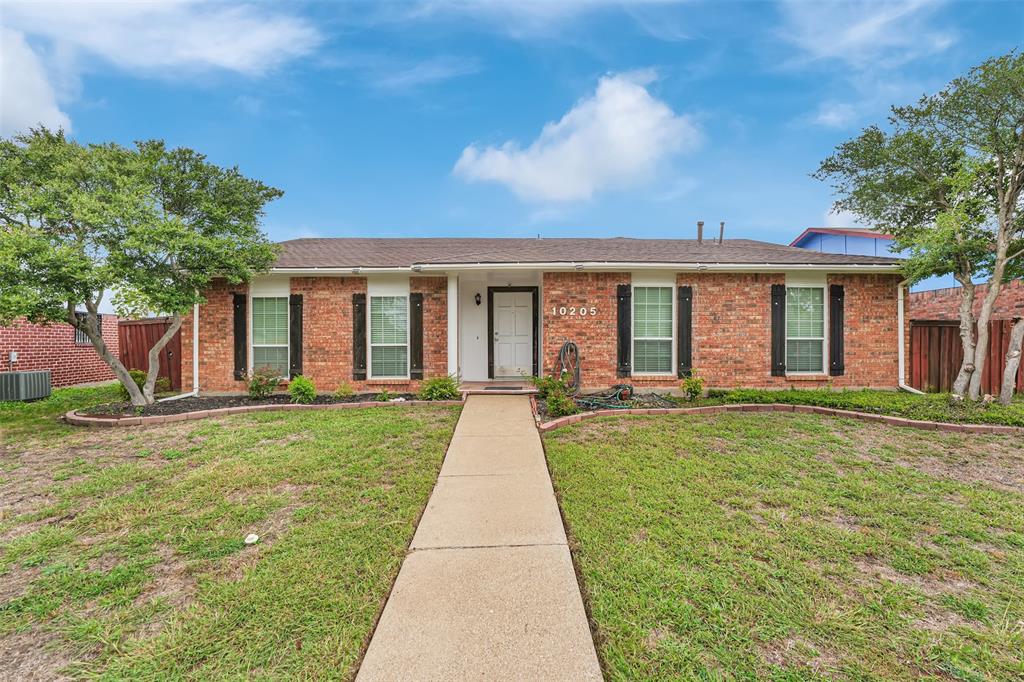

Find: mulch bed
<box><xmin>535</xmin><ymin>392</ymin><xmax>676</xmax><ymax>420</ymax></box>
<box><xmin>80</xmin><ymin>393</ymin><xmax>419</xmax><ymax>418</ymax></box>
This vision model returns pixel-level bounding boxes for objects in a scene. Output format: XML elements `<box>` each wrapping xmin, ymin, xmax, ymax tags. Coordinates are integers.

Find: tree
<box><xmin>814</xmin><ymin>51</ymin><xmax>1024</xmax><ymax>403</ymax></box>
<box><xmin>0</xmin><ymin>128</ymin><xmax>280</xmax><ymax>405</ymax></box>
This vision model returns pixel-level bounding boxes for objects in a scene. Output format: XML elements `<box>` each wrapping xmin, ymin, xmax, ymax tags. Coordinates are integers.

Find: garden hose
<box><xmin>558</xmin><ymin>340</ymin><xmax>581</xmax><ymax>395</ymax></box>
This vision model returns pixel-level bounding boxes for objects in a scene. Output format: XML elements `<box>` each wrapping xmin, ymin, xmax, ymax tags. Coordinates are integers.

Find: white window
<box><xmin>370</xmin><ymin>295</ymin><xmax>408</xmax><ymax>378</ymax></box>
<box><xmin>633</xmin><ymin>286</ymin><xmax>673</xmax><ymax>374</ymax></box>
<box><xmin>252</xmin><ymin>297</ymin><xmax>289</xmax><ymax>378</ymax></box>
<box><xmin>786</xmin><ymin>287</ymin><xmax>825</xmax><ymax>373</ymax></box>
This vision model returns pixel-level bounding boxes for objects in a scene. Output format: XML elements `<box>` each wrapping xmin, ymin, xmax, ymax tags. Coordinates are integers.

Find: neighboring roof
<box><xmin>789</xmin><ymin>227</ymin><xmax>895</xmax><ymax>246</ymax></box>
<box><xmin>272</xmin><ymin>237</ymin><xmax>902</xmax><ymax>269</ymax></box>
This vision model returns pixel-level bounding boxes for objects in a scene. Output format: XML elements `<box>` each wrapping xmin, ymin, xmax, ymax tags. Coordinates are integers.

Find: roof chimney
<box><xmin>697</xmin><ymin>221</ymin><xmax>704</xmax><ymax>244</ymax></box>
<box><xmin>719</xmin><ymin>221</ymin><xmax>725</xmax><ymax>244</ymax></box>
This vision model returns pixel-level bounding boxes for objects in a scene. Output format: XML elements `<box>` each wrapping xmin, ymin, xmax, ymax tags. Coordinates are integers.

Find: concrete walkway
<box><xmin>357</xmin><ymin>395</ymin><xmax>602</xmax><ymax>681</ymax></box>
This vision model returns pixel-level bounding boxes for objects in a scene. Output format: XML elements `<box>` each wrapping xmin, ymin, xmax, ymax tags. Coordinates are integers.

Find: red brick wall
<box><xmin>184</xmin><ymin>276</ymin><xmax>448</xmax><ymax>394</ymax></box>
<box><xmin>541</xmin><ymin>271</ymin><xmax>902</xmax><ymax>390</ymax></box>
<box><xmin>0</xmin><ymin>315</ymin><xmax>119</xmax><ymax>387</ymax></box>
<box><xmin>909</xmin><ymin>279</ymin><xmax>1024</xmax><ymax>321</ymax></box>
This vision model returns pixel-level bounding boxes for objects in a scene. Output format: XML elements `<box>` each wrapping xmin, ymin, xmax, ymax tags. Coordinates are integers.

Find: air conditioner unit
<box><xmin>0</xmin><ymin>370</ymin><xmax>52</xmax><ymax>401</ymax></box>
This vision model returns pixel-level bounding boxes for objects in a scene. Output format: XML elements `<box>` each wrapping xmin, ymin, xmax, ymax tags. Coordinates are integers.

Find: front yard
<box><xmin>0</xmin><ymin>386</ymin><xmax>459</xmax><ymax>679</ymax></box>
<box><xmin>545</xmin><ymin>413</ymin><xmax>1024</xmax><ymax>680</ymax></box>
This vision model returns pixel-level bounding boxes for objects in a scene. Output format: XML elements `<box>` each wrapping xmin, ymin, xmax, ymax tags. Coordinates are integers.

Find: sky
<box><xmin>2</xmin><ymin>0</ymin><xmax>1023</xmax><ymax>248</ymax></box>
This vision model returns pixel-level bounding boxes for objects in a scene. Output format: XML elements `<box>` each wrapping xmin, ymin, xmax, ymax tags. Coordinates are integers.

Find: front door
<box><xmin>492</xmin><ymin>292</ymin><xmax>533</xmax><ymax>377</ymax></box>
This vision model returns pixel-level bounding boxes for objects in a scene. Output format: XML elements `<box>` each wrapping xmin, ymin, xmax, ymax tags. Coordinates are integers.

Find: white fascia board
<box><xmin>269</xmin><ymin>267</ymin><xmax>413</xmax><ymax>275</ymax></box>
<box><xmin>413</xmin><ymin>262</ymin><xmax>902</xmax><ymax>273</ymax></box>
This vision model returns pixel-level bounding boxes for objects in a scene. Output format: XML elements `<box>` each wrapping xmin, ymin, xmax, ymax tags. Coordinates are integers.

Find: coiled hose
<box><xmin>558</xmin><ymin>339</ymin><xmax>636</xmax><ymax>409</ymax></box>
<box><xmin>557</xmin><ymin>340</ymin><xmax>581</xmax><ymax>395</ymax></box>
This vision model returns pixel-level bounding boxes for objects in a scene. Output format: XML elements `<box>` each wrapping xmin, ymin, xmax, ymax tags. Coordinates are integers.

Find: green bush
<box><xmin>288</xmin><ymin>375</ymin><xmax>316</xmax><ymax>404</ymax></box>
<box><xmin>546</xmin><ymin>392</ymin><xmax>579</xmax><ymax>418</ymax></box>
<box><xmin>530</xmin><ymin>372</ymin><xmax>573</xmax><ymax>399</ymax></box>
<box><xmin>418</xmin><ymin>375</ymin><xmax>461</xmax><ymax>401</ymax></box>
<box><xmin>246</xmin><ymin>367</ymin><xmax>280</xmax><ymax>399</ymax></box>
<box><xmin>117</xmin><ymin>369</ymin><xmax>172</xmax><ymax>400</ymax></box>
<box><xmin>375</xmin><ymin>389</ymin><xmax>395</xmax><ymax>402</ymax></box>
<box><xmin>334</xmin><ymin>381</ymin><xmax>354</xmax><ymax>399</ymax></box>
<box><xmin>679</xmin><ymin>373</ymin><xmax>705</xmax><ymax>402</ymax></box>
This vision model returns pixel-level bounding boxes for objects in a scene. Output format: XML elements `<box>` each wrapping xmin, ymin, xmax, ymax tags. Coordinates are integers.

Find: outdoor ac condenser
<box><xmin>0</xmin><ymin>370</ymin><xmax>53</xmax><ymax>401</ymax></box>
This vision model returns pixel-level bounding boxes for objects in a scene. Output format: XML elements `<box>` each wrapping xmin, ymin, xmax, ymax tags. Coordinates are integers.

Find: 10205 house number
<box><xmin>551</xmin><ymin>305</ymin><xmax>598</xmax><ymax>317</ymax></box>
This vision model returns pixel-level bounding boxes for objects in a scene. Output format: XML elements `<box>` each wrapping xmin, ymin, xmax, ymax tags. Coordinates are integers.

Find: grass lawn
<box><xmin>544</xmin><ymin>413</ymin><xmax>1024</xmax><ymax>681</ymax></box>
<box><xmin>1</xmin><ymin>385</ymin><xmax>459</xmax><ymax>679</ymax></box>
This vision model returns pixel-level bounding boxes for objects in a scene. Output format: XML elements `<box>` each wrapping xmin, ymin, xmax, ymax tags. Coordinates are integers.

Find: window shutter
<box><xmin>771</xmin><ymin>284</ymin><xmax>786</xmax><ymax>377</ymax></box>
<box><xmin>233</xmin><ymin>293</ymin><xmax>247</xmax><ymax>380</ymax></box>
<box><xmin>353</xmin><ymin>293</ymin><xmax>367</xmax><ymax>380</ymax></box>
<box><xmin>616</xmin><ymin>284</ymin><xmax>631</xmax><ymax>378</ymax></box>
<box><xmin>289</xmin><ymin>294</ymin><xmax>303</xmax><ymax>378</ymax></box>
<box><xmin>677</xmin><ymin>286</ymin><xmax>693</xmax><ymax>378</ymax></box>
<box><xmin>829</xmin><ymin>284</ymin><xmax>845</xmax><ymax>376</ymax></box>
<box><xmin>409</xmin><ymin>293</ymin><xmax>424</xmax><ymax>380</ymax></box>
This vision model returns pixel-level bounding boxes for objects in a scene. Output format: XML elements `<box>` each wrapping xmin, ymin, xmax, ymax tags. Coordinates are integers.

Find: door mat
<box><xmin>484</xmin><ymin>386</ymin><xmax>522</xmax><ymax>390</ymax></box>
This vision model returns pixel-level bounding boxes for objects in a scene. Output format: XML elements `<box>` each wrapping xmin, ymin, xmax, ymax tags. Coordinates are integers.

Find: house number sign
<box><xmin>550</xmin><ymin>305</ymin><xmax>598</xmax><ymax>317</ymax></box>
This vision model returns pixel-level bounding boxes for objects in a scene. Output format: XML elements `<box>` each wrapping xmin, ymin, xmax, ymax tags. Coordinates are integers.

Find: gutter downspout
<box><xmin>158</xmin><ymin>302</ymin><xmax>200</xmax><ymax>402</ymax></box>
<box><xmin>897</xmin><ymin>280</ymin><xmax>925</xmax><ymax>394</ymax></box>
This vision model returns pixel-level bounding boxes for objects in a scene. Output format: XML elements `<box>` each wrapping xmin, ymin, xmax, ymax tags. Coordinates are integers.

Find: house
<box><xmin>0</xmin><ymin>315</ymin><xmax>119</xmax><ymax>387</ymax></box>
<box><xmin>180</xmin><ymin>237</ymin><xmax>909</xmax><ymax>394</ymax></box>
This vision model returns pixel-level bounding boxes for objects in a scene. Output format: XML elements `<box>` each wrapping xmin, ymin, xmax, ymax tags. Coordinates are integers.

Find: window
<box><xmin>370</xmin><ymin>296</ymin><xmax>408</xmax><ymax>378</ymax></box>
<box><xmin>252</xmin><ymin>297</ymin><xmax>289</xmax><ymax>377</ymax></box>
<box><xmin>786</xmin><ymin>287</ymin><xmax>825</xmax><ymax>373</ymax></box>
<box><xmin>633</xmin><ymin>286</ymin><xmax>673</xmax><ymax>374</ymax></box>
<box><xmin>74</xmin><ymin>312</ymin><xmax>100</xmax><ymax>345</ymax></box>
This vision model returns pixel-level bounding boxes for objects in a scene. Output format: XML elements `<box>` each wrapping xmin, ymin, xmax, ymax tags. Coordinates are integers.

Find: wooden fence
<box><xmin>117</xmin><ymin>318</ymin><xmax>182</xmax><ymax>391</ymax></box>
<box><xmin>910</xmin><ymin>320</ymin><xmax>1024</xmax><ymax>394</ymax></box>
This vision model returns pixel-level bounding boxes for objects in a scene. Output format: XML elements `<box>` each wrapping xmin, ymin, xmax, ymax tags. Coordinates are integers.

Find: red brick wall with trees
<box><xmin>0</xmin><ymin>315</ymin><xmax>119</xmax><ymax>387</ymax></box>
<box><xmin>909</xmin><ymin>279</ymin><xmax>1024</xmax><ymax>321</ymax></box>
<box><xmin>183</xmin><ymin>276</ymin><xmax>448</xmax><ymax>394</ymax></box>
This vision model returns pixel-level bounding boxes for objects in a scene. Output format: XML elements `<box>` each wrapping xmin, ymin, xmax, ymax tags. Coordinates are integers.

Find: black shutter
<box><xmin>289</xmin><ymin>294</ymin><xmax>303</xmax><ymax>378</ymax></box>
<box><xmin>409</xmin><ymin>293</ymin><xmax>424</xmax><ymax>380</ymax></box>
<box><xmin>829</xmin><ymin>284</ymin><xmax>845</xmax><ymax>376</ymax></box>
<box><xmin>353</xmin><ymin>293</ymin><xmax>367</xmax><ymax>380</ymax></box>
<box><xmin>616</xmin><ymin>284</ymin><xmax>631</xmax><ymax>378</ymax></box>
<box><xmin>233</xmin><ymin>293</ymin><xmax>246</xmax><ymax>380</ymax></box>
<box><xmin>677</xmin><ymin>286</ymin><xmax>693</xmax><ymax>378</ymax></box>
<box><xmin>771</xmin><ymin>284</ymin><xmax>786</xmax><ymax>377</ymax></box>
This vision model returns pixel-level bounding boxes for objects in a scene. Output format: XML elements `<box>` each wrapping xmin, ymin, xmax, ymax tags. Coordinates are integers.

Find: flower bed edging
<box><xmin>536</xmin><ymin>403</ymin><xmax>1024</xmax><ymax>435</ymax></box>
<box><xmin>65</xmin><ymin>399</ymin><xmax>465</xmax><ymax>428</ymax></box>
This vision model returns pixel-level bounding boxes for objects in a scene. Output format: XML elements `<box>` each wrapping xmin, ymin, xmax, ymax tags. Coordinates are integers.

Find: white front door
<box><xmin>493</xmin><ymin>291</ymin><xmax>533</xmax><ymax>377</ymax></box>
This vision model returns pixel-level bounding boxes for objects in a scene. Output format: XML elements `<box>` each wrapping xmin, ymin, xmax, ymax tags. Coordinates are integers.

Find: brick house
<box><xmin>0</xmin><ymin>315</ymin><xmax>119</xmax><ymax>387</ymax></box>
<box><xmin>181</xmin><ymin>237</ymin><xmax>910</xmax><ymax>394</ymax></box>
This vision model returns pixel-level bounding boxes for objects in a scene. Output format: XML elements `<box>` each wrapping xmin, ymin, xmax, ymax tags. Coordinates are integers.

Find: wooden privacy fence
<box><xmin>910</xmin><ymin>319</ymin><xmax>1024</xmax><ymax>394</ymax></box>
<box><xmin>117</xmin><ymin>318</ymin><xmax>182</xmax><ymax>391</ymax></box>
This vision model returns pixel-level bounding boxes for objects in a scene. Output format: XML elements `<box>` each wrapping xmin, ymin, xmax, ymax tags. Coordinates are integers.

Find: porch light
<box><xmin>474</xmin><ymin>293</ymin><xmax>482</xmax><ymax>306</ymax></box>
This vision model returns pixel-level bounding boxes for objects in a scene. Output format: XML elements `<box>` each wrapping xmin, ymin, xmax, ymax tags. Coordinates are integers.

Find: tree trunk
<box><xmin>951</xmin><ymin>279</ymin><xmax>977</xmax><ymax>398</ymax></box>
<box><xmin>969</xmin><ymin>281</ymin><xmax>1005</xmax><ymax>400</ymax></box>
<box><xmin>999</xmin><ymin>317</ymin><xmax>1024</xmax><ymax>405</ymax></box>
<box><xmin>68</xmin><ymin>304</ymin><xmax>148</xmax><ymax>406</ymax></box>
<box><xmin>142</xmin><ymin>314</ymin><xmax>183</xmax><ymax>402</ymax></box>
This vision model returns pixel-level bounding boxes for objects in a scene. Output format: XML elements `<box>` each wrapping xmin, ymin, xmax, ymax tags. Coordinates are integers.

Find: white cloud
<box><xmin>811</xmin><ymin>101</ymin><xmax>857</xmax><ymax>129</ymax></box>
<box><xmin>0</xmin><ymin>1</ymin><xmax>320</xmax><ymax>135</ymax></box>
<box><xmin>454</xmin><ymin>71</ymin><xmax>700</xmax><ymax>202</ymax></box>
<box><xmin>824</xmin><ymin>208</ymin><xmax>861</xmax><ymax>228</ymax></box>
<box><xmin>0</xmin><ymin>28</ymin><xmax>71</xmax><ymax>135</ymax></box>
<box><xmin>778</xmin><ymin>0</ymin><xmax>954</xmax><ymax>68</ymax></box>
<box><xmin>372</xmin><ymin>56</ymin><xmax>481</xmax><ymax>92</ymax></box>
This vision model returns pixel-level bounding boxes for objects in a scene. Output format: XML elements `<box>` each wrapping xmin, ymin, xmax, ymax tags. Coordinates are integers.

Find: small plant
<box><xmin>334</xmin><ymin>381</ymin><xmax>355</xmax><ymax>399</ymax></box>
<box><xmin>546</xmin><ymin>392</ymin><xmax>579</xmax><ymax>418</ymax></box>
<box><xmin>118</xmin><ymin>370</ymin><xmax>174</xmax><ymax>400</ymax></box>
<box><xmin>246</xmin><ymin>367</ymin><xmax>280</xmax><ymax>399</ymax></box>
<box><xmin>679</xmin><ymin>373</ymin><xmax>705</xmax><ymax>402</ymax></box>
<box><xmin>288</xmin><ymin>375</ymin><xmax>316</xmax><ymax>404</ymax></box>
<box><xmin>530</xmin><ymin>372</ymin><xmax>573</xmax><ymax>400</ymax></box>
<box><xmin>375</xmin><ymin>389</ymin><xmax>395</xmax><ymax>402</ymax></box>
<box><xmin>418</xmin><ymin>375</ymin><xmax>461</xmax><ymax>401</ymax></box>
<box><xmin>154</xmin><ymin>376</ymin><xmax>172</xmax><ymax>394</ymax></box>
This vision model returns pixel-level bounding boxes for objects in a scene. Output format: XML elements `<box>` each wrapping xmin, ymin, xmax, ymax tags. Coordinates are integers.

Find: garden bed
<box><xmin>80</xmin><ymin>392</ymin><xmax>423</xmax><ymax>418</ymax></box>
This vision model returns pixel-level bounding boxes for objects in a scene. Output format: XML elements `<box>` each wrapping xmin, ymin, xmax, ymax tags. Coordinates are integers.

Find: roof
<box><xmin>271</xmin><ymin>237</ymin><xmax>903</xmax><ymax>269</ymax></box>
<box><xmin>789</xmin><ymin>227</ymin><xmax>895</xmax><ymax>246</ymax></box>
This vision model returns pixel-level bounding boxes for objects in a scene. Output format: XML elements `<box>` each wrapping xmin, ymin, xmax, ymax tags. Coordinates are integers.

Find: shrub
<box><xmin>246</xmin><ymin>367</ymin><xmax>280</xmax><ymax>399</ymax></box>
<box><xmin>418</xmin><ymin>375</ymin><xmax>461</xmax><ymax>401</ymax></box>
<box><xmin>546</xmin><ymin>392</ymin><xmax>579</xmax><ymax>418</ymax></box>
<box><xmin>288</xmin><ymin>375</ymin><xmax>316</xmax><ymax>404</ymax></box>
<box><xmin>679</xmin><ymin>373</ymin><xmax>705</xmax><ymax>402</ymax></box>
<box><xmin>154</xmin><ymin>376</ymin><xmax>172</xmax><ymax>394</ymax></box>
<box><xmin>334</xmin><ymin>381</ymin><xmax>354</xmax><ymax>399</ymax></box>
<box><xmin>118</xmin><ymin>369</ymin><xmax>171</xmax><ymax>400</ymax></box>
<box><xmin>375</xmin><ymin>389</ymin><xmax>395</xmax><ymax>402</ymax></box>
<box><xmin>530</xmin><ymin>372</ymin><xmax>573</xmax><ymax>399</ymax></box>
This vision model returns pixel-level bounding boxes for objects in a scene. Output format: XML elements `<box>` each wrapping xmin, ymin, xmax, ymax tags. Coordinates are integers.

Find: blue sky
<box><xmin>2</xmin><ymin>1</ymin><xmax>1022</xmax><ymax>246</ymax></box>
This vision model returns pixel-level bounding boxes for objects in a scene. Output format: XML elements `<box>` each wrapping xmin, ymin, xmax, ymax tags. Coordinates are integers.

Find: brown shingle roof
<box><xmin>272</xmin><ymin>237</ymin><xmax>902</xmax><ymax>268</ymax></box>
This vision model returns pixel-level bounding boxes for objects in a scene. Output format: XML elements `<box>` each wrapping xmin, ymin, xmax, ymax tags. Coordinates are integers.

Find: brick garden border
<box><xmin>65</xmin><ymin>399</ymin><xmax>465</xmax><ymax>428</ymax></box>
<box><xmin>537</xmin><ymin>403</ymin><xmax>1024</xmax><ymax>435</ymax></box>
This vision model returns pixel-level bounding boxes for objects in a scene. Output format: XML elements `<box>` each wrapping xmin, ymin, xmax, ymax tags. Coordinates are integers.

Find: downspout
<box><xmin>897</xmin><ymin>280</ymin><xmax>925</xmax><ymax>394</ymax></box>
<box><xmin>158</xmin><ymin>302</ymin><xmax>200</xmax><ymax>402</ymax></box>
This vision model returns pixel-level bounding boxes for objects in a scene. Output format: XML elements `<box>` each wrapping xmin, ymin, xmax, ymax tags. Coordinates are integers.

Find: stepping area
<box><xmin>357</xmin><ymin>395</ymin><xmax>602</xmax><ymax>680</ymax></box>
